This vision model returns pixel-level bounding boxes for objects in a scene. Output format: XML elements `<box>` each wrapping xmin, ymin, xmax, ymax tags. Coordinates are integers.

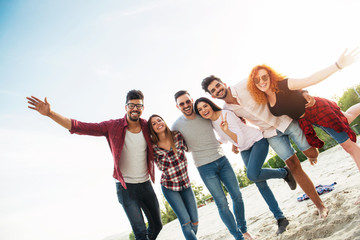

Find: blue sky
<box><xmin>1</xmin><ymin>1</ymin><xmax>360</xmax><ymax>240</ymax></box>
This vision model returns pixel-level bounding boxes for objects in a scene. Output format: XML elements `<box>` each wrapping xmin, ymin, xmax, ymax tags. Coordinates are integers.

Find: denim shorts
<box><xmin>267</xmin><ymin>120</ymin><xmax>311</xmax><ymax>161</ymax></box>
<box><xmin>314</xmin><ymin>124</ymin><xmax>349</xmax><ymax>144</ymax></box>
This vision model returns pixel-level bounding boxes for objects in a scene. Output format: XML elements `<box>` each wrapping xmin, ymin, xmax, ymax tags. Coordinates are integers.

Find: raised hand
<box><xmin>336</xmin><ymin>47</ymin><xmax>360</xmax><ymax>69</ymax></box>
<box><xmin>27</xmin><ymin>96</ymin><xmax>51</xmax><ymax>116</ymax></box>
<box><xmin>219</xmin><ymin>112</ymin><xmax>228</xmax><ymax>132</ymax></box>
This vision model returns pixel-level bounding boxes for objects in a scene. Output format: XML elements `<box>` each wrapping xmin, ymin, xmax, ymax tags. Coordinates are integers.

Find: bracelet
<box><xmin>335</xmin><ymin>62</ymin><xmax>342</xmax><ymax>70</ymax></box>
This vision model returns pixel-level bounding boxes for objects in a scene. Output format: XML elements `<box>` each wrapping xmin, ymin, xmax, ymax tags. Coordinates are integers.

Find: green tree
<box><xmin>337</xmin><ymin>84</ymin><xmax>360</xmax><ymax>127</ymax></box>
<box><xmin>191</xmin><ymin>181</ymin><xmax>212</xmax><ymax>206</ymax></box>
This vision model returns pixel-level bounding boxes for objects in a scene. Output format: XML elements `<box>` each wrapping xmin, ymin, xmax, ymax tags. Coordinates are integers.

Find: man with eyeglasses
<box><xmin>172</xmin><ymin>90</ymin><xmax>254</xmax><ymax>240</ymax></box>
<box><xmin>26</xmin><ymin>90</ymin><xmax>162</xmax><ymax>240</ymax></box>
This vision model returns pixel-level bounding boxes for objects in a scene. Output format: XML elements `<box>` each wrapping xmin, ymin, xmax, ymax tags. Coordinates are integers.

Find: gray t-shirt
<box><xmin>172</xmin><ymin>114</ymin><xmax>224</xmax><ymax>167</ymax></box>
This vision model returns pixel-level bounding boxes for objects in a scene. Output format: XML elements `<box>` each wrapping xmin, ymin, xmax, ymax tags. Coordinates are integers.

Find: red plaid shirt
<box><xmin>153</xmin><ymin>131</ymin><xmax>191</xmax><ymax>191</ymax></box>
<box><xmin>69</xmin><ymin>114</ymin><xmax>155</xmax><ymax>189</ymax></box>
<box><xmin>298</xmin><ymin>97</ymin><xmax>356</xmax><ymax>148</ymax></box>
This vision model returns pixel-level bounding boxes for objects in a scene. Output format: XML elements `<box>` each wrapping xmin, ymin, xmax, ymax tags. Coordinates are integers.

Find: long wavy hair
<box><xmin>147</xmin><ymin>114</ymin><xmax>177</xmax><ymax>156</ymax></box>
<box><xmin>194</xmin><ymin>97</ymin><xmax>222</xmax><ymax>115</ymax></box>
<box><xmin>247</xmin><ymin>64</ymin><xmax>287</xmax><ymax>104</ymax></box>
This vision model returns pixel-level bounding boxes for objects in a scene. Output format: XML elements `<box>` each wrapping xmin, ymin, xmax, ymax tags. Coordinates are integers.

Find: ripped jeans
<box><xmin>161</xmin><ymin>186</ymin><xmax>199</xmax><ymax>240</ymax></box>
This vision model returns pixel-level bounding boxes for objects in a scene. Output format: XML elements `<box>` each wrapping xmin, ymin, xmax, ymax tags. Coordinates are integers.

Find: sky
<box><xmin>1</xmin><ymin>0</ymin><xmax>360</xmax><ymax>240</ymax></box>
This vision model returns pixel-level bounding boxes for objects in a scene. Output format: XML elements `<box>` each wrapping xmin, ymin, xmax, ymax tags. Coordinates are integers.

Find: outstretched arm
<box><xmin>27</xmin><ymin>96</ymin><xmax>72</xmax><ymax>130</ymax></box>
<box><xmin>288</xmin><ymin>48</ymin><xmax>360</xmax><ymax>90</ymax></box>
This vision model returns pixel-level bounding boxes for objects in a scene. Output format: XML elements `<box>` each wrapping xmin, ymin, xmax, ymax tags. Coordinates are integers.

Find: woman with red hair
<box><xmin>247</xmin><ymin>48</ymin><xmax>360</xmax><ymax>204</ymax></box>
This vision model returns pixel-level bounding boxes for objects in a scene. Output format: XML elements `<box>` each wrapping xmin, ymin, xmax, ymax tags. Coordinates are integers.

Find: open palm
<box><xmin>27</xmin><ymin>96</ymin><xmax>51</xmax><ymax>116</ymax></box>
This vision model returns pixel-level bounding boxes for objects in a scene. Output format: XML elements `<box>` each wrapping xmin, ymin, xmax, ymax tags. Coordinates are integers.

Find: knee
<box><xmin>246</xmin><ymin>171</ymin><xmax>259</xmax><ymax>182</ymax></box>
<box><xmin>285</xmin><ymin>155</ymin><xmax>303</xmax><ymax>174</ymax></box>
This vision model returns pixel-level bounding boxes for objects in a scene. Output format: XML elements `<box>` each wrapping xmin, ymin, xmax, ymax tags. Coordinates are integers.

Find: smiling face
<box><xmin>254</xmin><ymin>69</ymin><xmax>271</xmax><ymax>93</ymax></box>
<box><xmin>196</xmin><ymin>101</ymin><xmax>215</xmax><ymax>120</ymax></box>
<box><xmin>125</xmin><ymin>99</ymin><xmax>143</xmax><ymax>122</ymax></box>
<box><xmin>150</xmin><ymin>116</ymin><xmax>166</xmax><ymax>134</ymax></box>
<box><xmin>176</xmin><ymin>93</ymin><xmax>194</xmax><ymax>117</ymax></box>
<box><xmin>207</xmin><ymin>80</ymin><xmax>228</xmax><ymax>99</ymax></box>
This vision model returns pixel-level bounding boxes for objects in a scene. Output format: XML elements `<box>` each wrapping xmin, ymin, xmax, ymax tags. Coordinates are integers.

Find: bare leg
<box><xmin>303</xmin><ymin>147</ymin><xmax>319</xmax><ymax>166</ymax></box>
<box><xmin>342</xmin><ymin>103</ymin><xmax>360</xmax><ymax>123</ymax></box>
<box><xmin>285</xmin><ymin>154</ymin><xmax>328</xmax><ymax>218</ymax></box>
<box><xmin>340</xmin><ymin>139</ymin><xmax>360</xmax><ymax>205</ymax></box>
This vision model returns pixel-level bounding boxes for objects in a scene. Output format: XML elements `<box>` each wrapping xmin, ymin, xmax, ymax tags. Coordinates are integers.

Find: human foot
<box><xmin>318</xmin><ymin>206</ymin><xmax>329</xmax><ymax>219</ymax></box>
<box><xmin>276</xmin><ymin>217</ymin><xmax>289</xmax><ymax>235</ymax></box>
<box><xmin>243</xmin><ymin>232</ymin><xmax>256</xmax><ymax>240</ymax></box>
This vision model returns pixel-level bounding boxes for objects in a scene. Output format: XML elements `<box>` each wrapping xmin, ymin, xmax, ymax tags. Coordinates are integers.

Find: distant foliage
<box><xmin>236</xmin><ymin>168</ymin><xmax>253</xmax><ymax>188</ymax></box>
<box><xmin>160</xmin><ymin>196</ymin><xmax>177</xmax><ymax>225</ymax></box>
<box><xmin>337</xmin><ymin>84</ymin><xmax>360</xmax><ymax>128</ymax></box>
<box><xmin>191</xmin><ymin>181</ymin><xmax>212</xmax><ymax>207</ymax></box>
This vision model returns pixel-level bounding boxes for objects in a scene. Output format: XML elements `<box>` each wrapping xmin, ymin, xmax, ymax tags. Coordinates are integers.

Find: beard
<box><xmin>128</xmin><ymin>111</ymin><xmax>141</xmax><ymax>122</ymax></box>
<box><xmin>216</xmin><ymin>88</ymin><xmax>228</xmax><ymax>99</ymax></box>
<box><xmin>182</xmin><ymin>106</ymin><xmax>194</xmax><ymax>116</ymax></box>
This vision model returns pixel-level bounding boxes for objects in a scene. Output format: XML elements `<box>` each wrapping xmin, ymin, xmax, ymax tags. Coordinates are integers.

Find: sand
<box><xmin>156</xmin><ymin>138</ymin><xmax>360</xmax><ymax>240</ymax></box>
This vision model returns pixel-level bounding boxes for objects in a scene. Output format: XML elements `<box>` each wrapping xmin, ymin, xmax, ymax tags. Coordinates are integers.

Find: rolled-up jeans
<box><xmin>116</xmin><ymin>180</ymin><xmax>163</xmax><ymax>240</ymax></box>
<box><xmin>197</xmin><ymin>156</ymin><xmax>246</xmax><ymax>240</ymax></box>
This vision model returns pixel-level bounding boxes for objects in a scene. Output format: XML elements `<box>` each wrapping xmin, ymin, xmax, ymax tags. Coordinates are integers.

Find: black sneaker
<box><xmin>276</xmin><ymin>217</ymin><xmax>289</xmax><ymax>235</ymax></box>
<box><xmin>284</xmin><ymin>167</ymin><xmax>297</xmax><ymax>190</ymax></box>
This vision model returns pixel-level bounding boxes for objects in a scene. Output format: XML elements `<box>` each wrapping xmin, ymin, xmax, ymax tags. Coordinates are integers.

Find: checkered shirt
<box><xmin>298</xmin><ymin>97</ymin><xmax>357</xmax><ymax>148</ymax></box>
<box><xmin>153</xmin><ymin>131</ymin><xmax>191</xmax><ymax>191</ymax></box>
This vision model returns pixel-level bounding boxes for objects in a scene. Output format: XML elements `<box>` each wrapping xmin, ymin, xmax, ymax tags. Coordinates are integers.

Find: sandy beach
<box><xmin>156</xmin><ymin>137</ymin><xmax>360</xmax><ymax>240</ymax></box>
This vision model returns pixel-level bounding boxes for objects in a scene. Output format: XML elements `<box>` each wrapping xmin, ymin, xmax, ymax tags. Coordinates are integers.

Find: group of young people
<box><xmin>27</xmin><ymin>48</ymin><xmax>360</xmax><ymax>240</ymax></box>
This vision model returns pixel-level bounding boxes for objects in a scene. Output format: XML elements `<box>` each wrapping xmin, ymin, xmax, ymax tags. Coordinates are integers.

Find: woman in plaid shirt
<box><xmin>247</xmin><ymin>48</ymin><xmax>360</xmax><ymax>205</ymax></box>
<box><xmin>148</xmin><ymin>114</ymin><xmax>199</xmax><ymax>240</ymax></box>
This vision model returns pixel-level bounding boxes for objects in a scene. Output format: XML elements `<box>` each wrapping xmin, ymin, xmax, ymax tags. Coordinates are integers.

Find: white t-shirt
<box><xmin>119</xmin><ymin>130</ymin><xmax>149</xmax><ymax>183</ymax></box>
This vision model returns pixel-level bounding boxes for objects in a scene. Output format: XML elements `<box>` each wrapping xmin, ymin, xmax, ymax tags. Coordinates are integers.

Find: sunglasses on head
<box><xmin>253</xmin><ymin>74</ymin><xmax>269</xmax><ymax>84</ymax></box>
<box><xmin>178</xmin><ymin>100</ymin><xmax>191</xmax><ymax>107</ymax></box>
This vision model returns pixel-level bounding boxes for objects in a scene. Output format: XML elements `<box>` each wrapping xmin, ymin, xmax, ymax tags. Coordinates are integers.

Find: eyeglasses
<box><xmin>178</xmin><ymin>100</ymin><xmax>191</xmax><ymax>107</ymax></box>
<box><xmin>253</xmin><ymin>74</ymin><xmax>269</xmax><ymax>84</ymax></box>
<box><xmin>126</xmin><ymin>103</ymin><xmax>144</xmax><ymax>109</ymax></box>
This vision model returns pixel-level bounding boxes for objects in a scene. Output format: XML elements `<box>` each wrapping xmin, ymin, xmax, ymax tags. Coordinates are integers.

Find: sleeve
<box><xmin>69</xmin><ymin>119</ymin><xmax>111</xmax><ymax>136</ymax></box>
<box><xmin>175</xmin><ymin>131</ymin><xmax>188</xmax><ymax>152</ymax></box>
<box><xmin>153</xmin><ymin>148</ymin><xmax>166</xmax><ymax>171</ymax></box>
<box><xmin>224</xmin><ymin>111</ymin><xmax>247</xmax><ymax>148</ymax></box>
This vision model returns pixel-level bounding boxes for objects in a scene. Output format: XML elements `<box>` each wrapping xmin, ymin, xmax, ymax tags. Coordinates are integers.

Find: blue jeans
<box><xmin>314</xmin><ymin>124</ymin><xmax>349</xmax><ymax>144</ymax></box>
<box><xmin>162</xmin><ymin>186</ymin><xmax>198</xmax><ymax>240</ymax></box>
<box><xmin>116</xmin><ymin>181</ymin><xmax>162</xmax><ymax>240</ymax></box>
<box><xmin>267</xmin><ymin>120</ymin><xmax>311</xmax><ymax>160</ymax></box>
<box><xmin>240</xmin><ymin>138</ymin><xmax>285</xmax><ymax>220</ymax></box>
<box><xmin>197</xmin><ymin>156</ymin><xmax>246</xmax><ymax>240</ymax></box>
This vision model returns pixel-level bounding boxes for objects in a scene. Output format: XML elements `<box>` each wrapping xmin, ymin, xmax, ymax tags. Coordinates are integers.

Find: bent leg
<box><xmin>242</xmin><ymin>138</ymin><xmax>287</xmax><ymax>181</ymax></box>
<box><xmin>343</xmin><ymin>102</ymin><xmax>360</xmax><ymax>123</ymax></box>
<box><xmin>340</xmin><ymin>139</ymin><xmax>360</xmax><ymax>171</ymax></box>
<box><xmin>285</xmin><ymin>155</ymin><xmax>328</xmax><ymax>218</ymax></box>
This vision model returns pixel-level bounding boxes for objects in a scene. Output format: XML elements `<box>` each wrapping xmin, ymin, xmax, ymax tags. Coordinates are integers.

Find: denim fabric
<box><xmin>116</xmin><ymin>181</ymin><xmax>162</xmax><ymax>240</ymax></box>
<box><xmin>313</xmin><ymin>124</ymin><xmax>349</xmax><ymax>144</ymax></box>
<box><xmin>240</xmin><ymin>138</ymin><xmax>285</xmax><ymax>220</ymax></box>
<box><xmin>161</xmin><ymin>186</ymin><xmax>198</xmax><ymax>240</ymax></box>
<box><xmin>197</xmin><ymin>156</ymin><xmax>245</xmax><ymax>240</ymax></box>
<box><xmin>267</xmin><ymin>120</ymin><xmax>311</xmax><ymax>160</ymax></box>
